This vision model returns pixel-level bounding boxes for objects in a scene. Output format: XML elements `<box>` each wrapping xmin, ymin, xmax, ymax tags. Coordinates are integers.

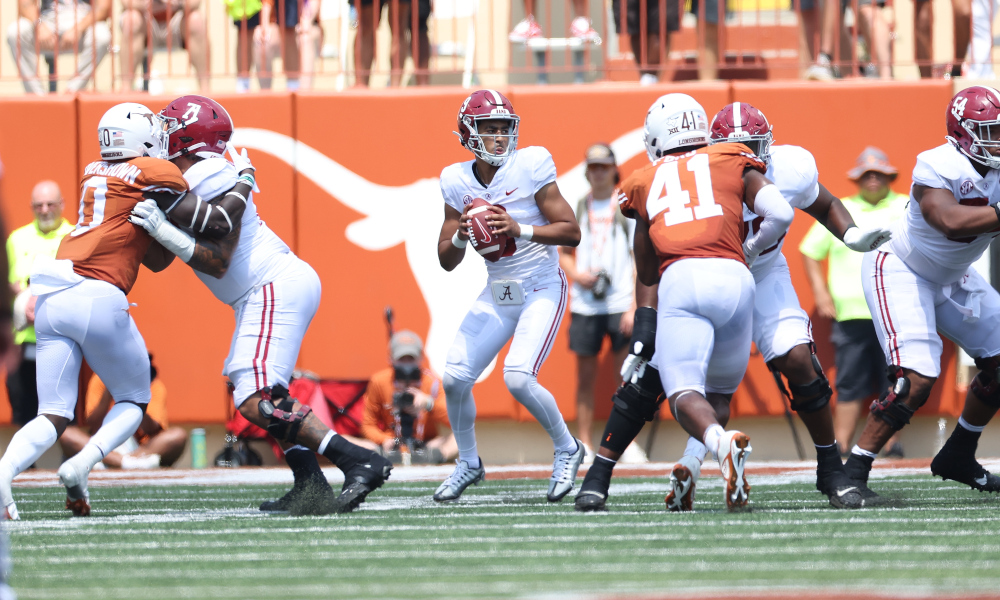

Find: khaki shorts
<box><xmin>121</xmin><ymin>10</ymin><xmax>187</xmax><ymax>48</ymax></box>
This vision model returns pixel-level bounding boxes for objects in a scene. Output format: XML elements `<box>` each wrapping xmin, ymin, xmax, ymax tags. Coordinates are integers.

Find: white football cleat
<box><xmin>665</xmin><ymin>454</ymin><xmax>702</xmax><ymax>512</ymax></box>
<box><xmin>717</xmin><ymin>430</ymin><xmax>752</xmax><ymax>511</ymax></box>
<box><xmin>57</xmin><ymin>459</ymin><xmax>92</xmax><ymax>517</ymax></box>
<box><xmin>548</xmin><ymin>439</ymin><xmax>585</xmax><ymax>502</ymax></box>
<box><xmin>433</xmin><ymin>459</ymin><xmax>485</xmax><ymax>502</ymax></box>
<box><xmin>0</xmin><ymin>504</ymin><xmax>18</xmax><ymax>522</ymax></box>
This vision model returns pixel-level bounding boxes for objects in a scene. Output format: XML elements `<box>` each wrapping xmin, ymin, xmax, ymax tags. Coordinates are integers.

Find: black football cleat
<box><xmin>261</xmin><ymin>473</ymin><xmax>338</xmax><ymax>516</ymax></box>
<box><xmin>574</xmin><ymin>490</ymin><xmax>608</xmax><ymax>512</ymax></box>
<box><xmin>815</xmin><ymin>451</ymin><xmax>863</xmax><ymax>509</ymax></box>
<box><xmin>335</xmin><ymin>454</ymin><xmax>393</xmax><ymax>513</ymax></box>
<box><xmin>931</xmin><ymin>445</ymin><xmax>1000</xmax><ymax>493</ymax></box>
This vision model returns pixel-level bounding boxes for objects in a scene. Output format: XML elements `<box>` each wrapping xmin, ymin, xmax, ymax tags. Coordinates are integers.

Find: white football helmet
<box><xmin>97</xmin><ymin>103</ymin><xmax>167</xmax><ymax>161</ymax></box>
<box><xmin>643</xmin><ymin>93</ymin><xmax>709</xmax><ymax>162</ymax></box>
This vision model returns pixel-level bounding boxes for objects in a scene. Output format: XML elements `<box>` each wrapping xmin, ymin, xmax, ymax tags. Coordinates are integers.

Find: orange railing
<box><xmin>0</xmin><ymin>0</ymin><xmax>990</xmax><ymax>94</ymax></box>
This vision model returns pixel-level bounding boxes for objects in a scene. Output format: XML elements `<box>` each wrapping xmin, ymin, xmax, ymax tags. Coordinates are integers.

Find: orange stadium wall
<box><xmin>0</xmin><ymin>81</ymin><xmax>966</xmax><ymax>424</ymax></box>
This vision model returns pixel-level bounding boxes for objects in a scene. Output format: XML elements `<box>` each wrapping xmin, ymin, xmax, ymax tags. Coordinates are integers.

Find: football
<box><xmin>467</xmin><ymin>197</ymin><xmax>510</xmax><ymax>262</ymax></box>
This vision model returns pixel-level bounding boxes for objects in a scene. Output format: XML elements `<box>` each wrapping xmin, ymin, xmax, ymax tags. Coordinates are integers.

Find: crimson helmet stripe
<box><xmin>733</xmin><ymin>101</ymin><xmax>743</xmax><ymax>132</ymax></box>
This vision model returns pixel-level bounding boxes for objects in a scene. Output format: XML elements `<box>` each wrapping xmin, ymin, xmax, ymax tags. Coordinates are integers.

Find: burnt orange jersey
<box><xmin>617</xmin><ymin>144</ymin><xmax>766</xmax><ymax>274</ymax></box>
<box><xmin>57</xmin><ymin>157</ymin><xmax>187</xmax><ymax>294</ymax></box>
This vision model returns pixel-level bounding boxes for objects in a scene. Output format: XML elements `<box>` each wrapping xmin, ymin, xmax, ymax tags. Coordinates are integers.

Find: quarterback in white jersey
<box><xmin>435</xmin><ymin>89</ymin><xmax>584</xmax><ymax>503</ymax></box>
<box><xmin>846</xmin><ymin>86</ymin><xmax>1000</xmax><ymax>499</ymax></box>
<box><xmin>593</xmin><ymin>102</ymin><xmax>892</xmax><ymax>513</ymax></box>
<box><xmin>129</xmin><ymin>96</ymin><xmax>392</xmax><ymax>516</ymax></box>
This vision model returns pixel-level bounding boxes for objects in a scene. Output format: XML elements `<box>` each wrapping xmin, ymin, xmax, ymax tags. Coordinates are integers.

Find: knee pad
<box><xmin>971</xmin><ymin>356</ymin><xmax>1000</xmax><ymax>408</ymax></box>
<box><xmin>117</xmin><ymin>400</ymin><xmax>148</xmax><ymax>415</ymax></box>
<box><xmin>768</xmin><ymin>349</ymin><xmax>832</xmax><ymax>414</ymax></box>
<box><xmin>870</xmin><ymin>366</ymin><xmax>919</xmax><ymax>431</ymax></box>
<box><xmin>611</xmin><ymin>364</ymin><xmax>665</xmax><ymax>425</ymax></box>
<box><xmin>443</xmin><ymin>372</ymin><xmax>474</xmax><ymax>396</ymax></box>
<box><xmin>503</xmin><ymin>370</ymin><xmax>532</xmax><ymax>395</ymax></box>
<box><xmin>257</xmin><ymin>384</ymin><xmax>312</xmax><ymax>444</ymax></box>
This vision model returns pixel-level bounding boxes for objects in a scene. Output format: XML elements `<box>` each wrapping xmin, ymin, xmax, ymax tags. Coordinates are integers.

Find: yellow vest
<box><xmin>7</xmin><ymin>219</ymin><xmax>74</xmax><ymax>345</ymax></box>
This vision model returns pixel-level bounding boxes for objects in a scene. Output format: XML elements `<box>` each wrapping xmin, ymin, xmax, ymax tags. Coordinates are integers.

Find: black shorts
<box><xmin>831</xmin><ymin>319</ymin><xmax>886</xmax><ymax>403</ymax></box>
<box><xmin>358</xmin><ymin>0</ymin><xmax>431</xmax><ymax>29</ymax></box>
<box><xmin>569</xmin><ymin>313</ymin><xmax>630</xmax><ymax>357</ymax></box>
<box><xmin>233</xmin><ymin>12</ymin><xmax>261</xmax><ymax>29</ymax></box>
<box><xmin>611</xmin><ymin>0</ymin><xmax>727</xmax><ymax>34</ymax></box>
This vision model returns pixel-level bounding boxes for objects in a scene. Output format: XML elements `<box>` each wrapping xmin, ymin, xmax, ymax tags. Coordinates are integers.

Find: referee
<box><xmin>6</xmin><ymin>181</ymin><xmax>73</xmax><ymax>426</ymax></box>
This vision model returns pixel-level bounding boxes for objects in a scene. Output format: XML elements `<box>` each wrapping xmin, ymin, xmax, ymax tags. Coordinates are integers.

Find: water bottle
<box><xmin>191</xmin><ymin>428</ymin><xmax>208</xmax><ymax>469</ymax></box>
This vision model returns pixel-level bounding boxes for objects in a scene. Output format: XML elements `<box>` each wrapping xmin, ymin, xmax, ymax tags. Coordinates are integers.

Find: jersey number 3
<box><xmin>645</xmin><ymin>154</ymin><xmax>723</xmax><ymax>226</ymax></box>
<box><xmin>72</xmin><ymin>177</ymin><xmax>108</xmax><ymax>237</ymax></box>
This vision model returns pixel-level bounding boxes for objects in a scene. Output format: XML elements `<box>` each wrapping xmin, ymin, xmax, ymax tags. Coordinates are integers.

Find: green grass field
<box><xmin>8</xmin><ymin>467</ymin><xmax>1000</xmax><ymax>600</ymax></box>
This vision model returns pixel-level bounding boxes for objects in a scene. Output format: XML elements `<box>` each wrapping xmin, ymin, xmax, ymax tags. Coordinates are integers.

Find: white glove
<box><xmin>227</xmin><ymin>142</ymin><xmax>260</xmax><ymax>192</ymax></box>
<box><xmin>619</xmin><ymin>351</ymin><xmax>648</xmax><ymax>385</ymax></box>
<box><xmin>129</xmin><ymin>199</ymin><xmax>196</xmax><ymax>263</ymax></box>
<box><xmin>742</xmin><ymin>238</ymin><xmax>761</xmax><ymax>269</ymax></box>
<box><xmin>12</xmin><ymin>290</ymin><xmax>30</xmax><ymax>331</ymax></box>
<box><xmin>843</xmin><ymin>225</ymin><xmax>892</xmax><ymax>252</ymax></box>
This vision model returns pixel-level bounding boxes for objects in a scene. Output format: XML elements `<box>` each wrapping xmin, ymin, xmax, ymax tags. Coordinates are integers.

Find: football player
<box><xmin>659</xmin><ymin>102</ymin><xmax>893</xmax><ymax>511</ymax></box>
<box><xmin>845</xmin><ymin>86</ymin><xmax>1000</xmax><ymax>500</ymax></box>
<box><xmin>435</xmin><ymin>89</ymin><xmax>585</xmax><ymax>502</ymax></box>
<box><xmin>579</xmin><ymin>93</ymin><xmax>794</xmax><ymax>512</ymax></box>
<box><xmin>0</xmin><ymin>103</ymin><xmax>233</xmax><ymax>519</ymax></box>
<box><xmin>129</xmin><ymin>95</ymin><xmax>392</xmax><ymax>515</ymax></box>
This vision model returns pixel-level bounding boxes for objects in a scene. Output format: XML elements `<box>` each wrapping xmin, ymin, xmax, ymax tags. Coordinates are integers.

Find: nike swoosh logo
<box><xmin>533</xmin><ymin>288</ymin><xmax>545</xmax><ymax>292</ymax></box>
<box><xmin>975</xmin><ymin>475</ymin><xmax>989</xmax><ymax>486</ymax></box>
<box><xmin>836</xmin><ymin>487</ymin><xmax>858</xmax><ymax>497</ymax></box>
<box><xmin>506</xmin><ymin>188</ymin><xmax>518</xmax><ymax>196</ymax></box>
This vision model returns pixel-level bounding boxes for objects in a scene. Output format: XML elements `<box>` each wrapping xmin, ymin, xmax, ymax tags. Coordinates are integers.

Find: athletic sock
<box><xmin>504</xmin><ymin>371</ymin><xmax>576</xmax><ymax>452</ymax></box>
<box><xmin>0</xmin><ymin>416</ymin><xmax>58</xmax><ymax>506</ymax></box>
<box><xmin>703</xmin><ymin>424</ymin><xmax>725</xmax><ymax>461</ymax></box>
<box><xmin>958</xmin><ymin>416</ymin><xmax>986</xmax><ymax>434</ymax></box>
<box><xmin>580</xmin><ymin>455</ymin><xmax>615</xmax><ymax>494</ymax></box>
<box><xmin>683</xmin><ymin>437</ymin><xmax>707</xmax><ymax>463</ymax></box>
<box><xmin>87</xmin><ymin>403</ymin><xmax>143</xmax><ymax>460</ymax></box>
<box><xmin>950</xmin><ymin>418</ymin><xmax>983</xmax><ymax>450</ymax></box>
<box><xmin>844</xmin><ymin>451</ymin><xmax>875</xmax><ymax>483</ymax></box>
<box><xmin>285</xmin><ymin>446</ymin><xmax>322</xmax><ymax>484</ymax></box>
<box><xmin>443</xmin><ymin>374</ymin><xmax>480</xmax><ymax>467</ymax></box>
<box><xmin>320</xmin><ymin>433</ymin><xmax>375</xmax><ymax>472</ymax></box>
<box><xmin>815</xmin><ymin>443</ymin><xmax>845</xmax><ymax>470</ymax></box>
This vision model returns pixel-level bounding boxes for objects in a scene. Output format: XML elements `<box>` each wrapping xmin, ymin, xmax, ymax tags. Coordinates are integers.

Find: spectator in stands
<box><xmin>803</xmin><ymin>0</ymin><xmax>891</xmax><ymax>79</ymax></box>
<box><xmin>6</xmin><ymin>181</ymin><xmax>74</xmax><ymax>429</ymax></box>
<box><xmin>361</xmin><ymin>330</ymin><xmax>456</xmax><ymax>464</ymax></box>
<box><xmin>59</xmin><ymin>355</ymin><xmax>188</xmax><ymax>468</ymax></box>
<box><xmin>355</xmin><ymin>0</ymin><xmax>431</xmax><ymax>87</ymax></box>
<box><xmin>608</xmin><ymin>0</ymin><xmax>670</xmax><ymax>85</ymax></box>
<box><xmin>509</xmin><ymin>0</ymin><xmax>601</xmax><ymax>43</ymax></box>
<box><xmin>915</xmin><ymin>0</ymin><xmax>970</xmax><ymax>78</ymax></box>
<box><xmin>255</xmin><ymin>0</ymin><xmax>322</xmax><ymax>91</ymax></box>
<box><xmin>799</xmin><ymin>147</ymin><xmax>908</xmax><ymax>457</ymax></box>
<box><xmin>6</xmin><ymin>0</ymin><xmax>111</xmax><ymax>94</ymax></box>
<box><xmin>119</xmin><ymin>0</ymin><xmax>210</xmax><ymax>91</ymax></box>
<box><xmin>559</xmin><ymin>144</ymin><xmax>646</xmax><ymax>464</ymax></box>
<box><xmin>226</xmin><ymin>0</ymin><xmax>263</xmax><ymax>93</ymax></box>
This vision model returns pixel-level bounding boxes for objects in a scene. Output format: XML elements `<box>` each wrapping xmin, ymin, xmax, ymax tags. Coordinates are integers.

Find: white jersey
<box><xmin>440</xmin><ymin>146</ymin><xmax>560</xmax><ymax>282</ymax></box>
<box><xmin>888</xmin><ymin>143</ymin><xmax>1000</xmax><ymax>285</ymax></box>
<box><xmin>744</xmin><ymin>144</ymin><xmax>820</xmax><ymax>279</ymax></box>
<box><xmin>183</xmin><ymin>157</ymin><xmax>294</xmax><ymax>306</ymax></box>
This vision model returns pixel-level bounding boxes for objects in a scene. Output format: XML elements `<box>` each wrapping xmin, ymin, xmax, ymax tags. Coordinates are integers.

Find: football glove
<box><xmin>130</xmin><ymin>199</ymin><xmax>196</xmax><ymax>263</ymax></box>
<box><xmin>620</xmin><ymin>307</ymin><xmax>657</xmax><ymax>384</ymax></box>
<box><xmin>843</xmin><ymin>225</ymin><xmax>892</xmax><ymax>252</ymax></box>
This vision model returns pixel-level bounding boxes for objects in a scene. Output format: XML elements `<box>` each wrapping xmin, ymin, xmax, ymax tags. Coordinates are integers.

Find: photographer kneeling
<box><xmin>361</xmin><ymin>330</ymin><xmax>457</xmax><ymax>465</ymax></box>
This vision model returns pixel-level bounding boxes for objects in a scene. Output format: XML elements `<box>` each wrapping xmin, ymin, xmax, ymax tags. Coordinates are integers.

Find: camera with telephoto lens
<box><xmin>591</xmin><ymin>269</ymin><xmax>612</xmax><ymax>300</ymax></box>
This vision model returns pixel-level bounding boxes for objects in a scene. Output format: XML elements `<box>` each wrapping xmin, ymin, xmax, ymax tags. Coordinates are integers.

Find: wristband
<box><xmin>451</xmin><ymin>229</ymin><xmax>468</xmax><ymax>248</ymax></box>
<box><xmin>237</xmin><ymin>174</ymin><xmax>256</xmax><ymax>188</ymax></box>
<box><xmin>993</xmin><ymin>202</ymin><xmax>1000</xmax><ymax>224</ymax></box>
<box><xmin>518</xmin><ymin>224</ymin><xmax>534</xmax><ymax>241</ymax></box>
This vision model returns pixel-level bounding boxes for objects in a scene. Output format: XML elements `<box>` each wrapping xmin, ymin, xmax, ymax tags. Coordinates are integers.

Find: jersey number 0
<box><xmin>645</xmin><ymin>154</ymin><xmax>723</xmax><ymax>227</ymax></box>
<box><xmin>72</xmin><ymin>177</ymin><xmax>109</xmax><ymax>237</ymax></box>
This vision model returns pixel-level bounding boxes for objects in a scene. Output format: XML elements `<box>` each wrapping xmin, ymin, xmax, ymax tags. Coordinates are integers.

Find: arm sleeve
<box><xmin>798</xmin><ymin>220</ymin><xmax>834</xmax><ymax>261</ymax></box>
<box><xmin>745</xmin><ymin>184</ymin><xmax>794</xmax><ymax>257</ymax></box>
<box><xmin>531</xmin><ymin>148</ymin><xmax>558</xmax><ymax>194</ymax></box>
